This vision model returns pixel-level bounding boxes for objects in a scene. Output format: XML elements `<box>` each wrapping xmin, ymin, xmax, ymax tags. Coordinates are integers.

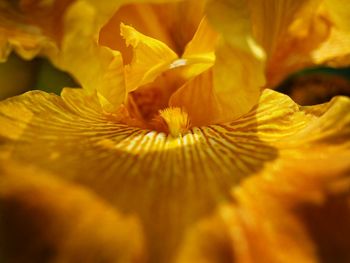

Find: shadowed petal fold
<box><xmin>203</xmin><ymin>0</ymin><xmax>266</xmax><ymax>123</ymax></box>
<box><xmin>0</xmin><ymin>161</ymin><xmax>145</xmax><ymax>263</ymax></box>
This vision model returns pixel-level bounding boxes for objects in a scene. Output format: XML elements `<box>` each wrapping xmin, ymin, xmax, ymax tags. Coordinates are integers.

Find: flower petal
<box><xmin>251</xmin><ymin>0</ymin><xmax>350</xmax><ymax>87</ymax></box>
<box><xmin>99</xmin><ymin>0</ymin><xmax>205</xmax><ymax>56</ymax></box>
<box><xmin>324</xmin><ymin>0</ymin><xmax>350</xmax><ymax>32</ymax></box>
<box><xmin>0</xmin><ymin>160</ymin><xmax>145</xmax><ymax>263</ymax></box>
<box><xmin>176</xmin><ymin>94</ymin><xmax>350</xmax><ymax>262</ymax></box>
<box><xmin>0</xmin><ymin>2</ymin><xmax>53</xmax><ymax>61</ymax></box>
<box><xmin>121</xmin><ymin>23</ymin><xmax>178</xmax><ymax>92</ymax></box>
<box><xmin>204</xmin><ymin>0</ymin><xmax>266</xmax><ymax>123</ymax></box>
<box><xmin>245</xmin><ymin>0</ymin><xmax>318</xmax><ymax>57</ymax></box>
<box><xmin>177</xmin><ymin>147</ymin><xmax>350</xmax><ymax>263</ymax></box>
<box><xmin>182</xmin><ymin>17</ymin><xmax>218</xmax><ymax>61</ymax></box>
<box><xmin>311</xmin><ymin>26</ymin><xmax>350</xmax><ymax>67</ymax></box>
<box><xmin>0</xmin><ymin>0</ymin><xmax>127</xmax><ymax>110</ymax></box>
<box><xmin>0</xmin><ymin>88</ymin><xmax>349</xmax><ymax>261</ymax></box>
<box><xmin>47</xmin><ymin>0</ymin><xmax>126</xmax><ymax>111</ymax></box>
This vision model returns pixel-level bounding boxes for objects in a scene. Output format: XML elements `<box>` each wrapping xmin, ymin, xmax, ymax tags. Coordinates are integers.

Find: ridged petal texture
<box><xmin>0</xmin><ymin>88</ymin><xmax>349</xmax><ymax>262</ymax></box>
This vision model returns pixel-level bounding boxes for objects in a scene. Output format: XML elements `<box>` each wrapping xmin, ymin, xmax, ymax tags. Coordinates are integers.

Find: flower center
<box><xmin>123</xmin><ymin>61</ymin><xmax>192</xmax><ymax>135</ymax></box>
<box><xmin>99</xmin><ymin>6</ymin><xmax>218</xmax><ymax>135</ymax></box>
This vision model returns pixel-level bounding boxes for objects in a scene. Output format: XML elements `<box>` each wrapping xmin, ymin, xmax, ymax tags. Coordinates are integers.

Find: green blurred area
<box><xmin>0</xmin><ymin>54</ymin><xmax>78</xmax><ymax>100</ymax></box>
<box><xmin>277</xmin><ymin>66</ymin><xmax>350</xmax><ymax>105</ymax></box>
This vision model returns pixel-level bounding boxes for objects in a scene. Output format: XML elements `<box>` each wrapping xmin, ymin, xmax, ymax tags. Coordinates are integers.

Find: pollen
<box><xmin>159</xmin><ymin>107</ymin><xmax>191</xmax><ymax>137</ymax></box>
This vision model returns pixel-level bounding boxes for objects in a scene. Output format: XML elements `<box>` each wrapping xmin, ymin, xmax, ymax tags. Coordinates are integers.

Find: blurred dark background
<box><xmin>277</xmin><ymin>66</ymin><xmax>350</xmax><ymax>105</ymax></box>
<box><xmin>0</xmin><ymin>54</ymin><xmax>77</xmax><ymax>100</ymax></box>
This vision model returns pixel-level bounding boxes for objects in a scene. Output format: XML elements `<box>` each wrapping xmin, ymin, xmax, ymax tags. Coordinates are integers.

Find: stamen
<box><xmin>159</xmin><ymin>107</ymin><xmax>191</xmax><ymax>137</ymax></box>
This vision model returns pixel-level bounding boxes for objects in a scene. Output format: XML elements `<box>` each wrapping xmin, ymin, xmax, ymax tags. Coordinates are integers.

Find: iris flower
<box><xmin>0</xmin><ymin>0</ymin><xmax>350</xmax><ymax>262</ymax></box>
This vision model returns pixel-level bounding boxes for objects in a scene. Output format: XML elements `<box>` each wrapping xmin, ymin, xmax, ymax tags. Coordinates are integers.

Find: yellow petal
<box><xmin>17</xmin><ymin>0</ymin><xmax>73</xmax><ymax>42</ymax></box>
<box><xmin>0</xmin><ymin>88</ymin><xmax>349</xmax><ymax>261</ymax></box>
<box><xmin>0</xmin><ymin>160</ymin><xmax>145</xmax><ymax>263</ymax></box>
<box><xmin>178</xmin><ymin>17</ymin><xmax>218</xmax><ymax>79</ymax></box>
<box><xmin>311</xmin><ymin>27</ymin><xmax>350</xmax><ymax>67</ymax></box>
<box><xmin>203</xmin><ymin>0</ymin><xmax>266</xmax><ymax>123</ymax></box>
<box><xmin>0</xmin><ymin>0</ymin><xmax>126</xmax><ymax>110</ymax></box>
<box><xmin>182</xmin><ymin>17</ymin><xmax>217</xmax><ymax>61</ymax></box>
<box><xmin>47</xmin><ymin>1</ymin><xmax>125</xmax><ymax>112</ymax></box>
<box><xmin>99</xmin><ymin>0</ymin><xmax>205</xmax><ymax>57</ymax></box>
<box><xmin>176</xmin><ymin>93</ymin><xmax>350</xmax><ymax>262</ymax></box>
<box><xmin>170</xmin><ymin>70</ymin><xmax>218</xmax><ymax>126</ymax></box>
<box><xmin>177</xmin><ymin>147</ymin><xmax>350</xmax><ymax>263</ymax></box>
<box><xmin>121</xmin><ymin>23</ymin><xmax>178</xmax><ymax>92</ymax></box>
<box><xmin>324</xmin><ymin>0</ymin><xmax>350</xmax><ymax>32</ymax></box>
<box><xmin>256</xmin><ymin>0</ymin><xmax>350</xmax><ymax>87</ymax></box>
<box><xmin>245</xmin><ymin>0</ymin><xmax>319</xmax><ymax>58</ymax></box>
<box><xmin>0</xmin><ymin>2</ymin><xmax>52</xmax><ymax>61</ymax></box>
<box><xmin>312</xmin><ymin>0</ymin><xmax>350</xmax><ymax>67</ymax></box>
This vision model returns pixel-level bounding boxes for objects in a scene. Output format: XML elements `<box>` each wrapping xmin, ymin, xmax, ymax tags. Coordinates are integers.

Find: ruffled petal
<box><xmin>177</xmin><ymin>148</ymin><xmax>350</xmax><ymax>263</ymax></box>
<box><xmin>0</xmin><ymin>88</ymin><xmax>349</xmax><ymax>262</ymax></box>
<box><xmin>99</xmin><ymin>0</ymin><xmax>205</xmax><ymax>56</ymax></box>
<box><xmin>0</xmin><ymin>0</ymin><xmax>126</xmax><ymax>110</ymax></box>
<box><xmin>253</xmin><ymin>0</ymin><xmax>350</xmax><ymax>87</ymax></box>
<box><xmin>0</xmin><ymin>2</ymin><xmax>53</xmax><ymax>61</ymax></box>
<box><xmin>47</xmin><ymin>1</ymin><xmax>126</xmax><ymax>112</ymax></box>
<box><xmin>121</xmin><ymin>24</ymin><xmax>178</xmax><ymax>92</ymax></box>
<box><xmin>176</xmin><ymin>95</ymin><xmax>350</xmax><ymax>263</ymax></box>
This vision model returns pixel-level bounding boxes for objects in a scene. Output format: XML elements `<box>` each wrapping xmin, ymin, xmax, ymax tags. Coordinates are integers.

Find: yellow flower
<box><xmin>0</xmin><ymin>0</ymin><xmax>350</xmax><ymax>262</ymax></box>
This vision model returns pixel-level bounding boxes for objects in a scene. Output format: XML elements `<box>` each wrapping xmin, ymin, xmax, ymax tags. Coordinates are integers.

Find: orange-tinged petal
<box><xmin>47</xmin><ymin>1</ymin><xmax>125</xmax><ymax>111</ymax></box>
<box><xmin>0</xmin><ymin>88</ymin><xmax>349</xmax><ymax>262</ymax></box>
<box><xmin>171</xmin><ymin>43</ymin><xmax>266</xmax><ymax>126</ymax></box>
<box><xmin>245</xmin><ymin>0</ymin><xmax>319</xmax><ymax>58</ymax></box>
<box><xmin>177</xmin><ymin>145</ymin><xmax>350</xmax><ymax>263</ymax></box>
<box><xmin>1</xmin><ymin>0</ymin><xmax>126</xmax><ymax>110</ymax></box>
<box><xmin>18</xmin><ymin>0</ymin><xmax>73</xmax><ymax>42</ymax></box>
<box><xmin>0</xmin><ymin>161</ymin><xmax>145</xmax><ymax>263</ymax></box>
<box><xmin>121</xmin><ymin>23</ymin><xmax>178</xmax><ymax>93</ymax></box>
<box><xmin>182</xmin><ymin>17</ymin><xmax>218</xmax><ymax>62</ymax></box>
<box><xmin>204</xmin><ymin>0</ymin><xmax>266</xmax><ymax>123</ymax></box>
<box><xmin>99</xmin><ymin>0</ymin><xmax>205</xmax><ymax>57</ymax></box>
<box><xmin>255</xmin><ymin>0</ymin><xmax>350</xmax><ymax>87</ymax></box>
<box><xmin>176</xmin><ymin>94</ymin><xmax>350</xmax><ymax>262</ymax></box>
<box><xmin>266</xmin><ymin>17</ymin><xmax>330</xmax><ymax>87</ymax></box>
<box><xmin>169</xmin><ymin>70</ymin><xmax>216</xmax><ymax>126</ymax></box>
<box><xmin>0</xmin><ymin>2</ymin><xmax>53</xmax><ymax>62</ymax></box>
<box><xmin>177</xmin><ymin>17</ymin><xmax>217</xmax><ymax>80</ymax></box>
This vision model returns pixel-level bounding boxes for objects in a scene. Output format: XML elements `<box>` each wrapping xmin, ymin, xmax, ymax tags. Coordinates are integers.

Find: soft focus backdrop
<box><xmin>0</xmin><ymin>54</ymin><xmax>77</xmax><ymax>100</ymax></box>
